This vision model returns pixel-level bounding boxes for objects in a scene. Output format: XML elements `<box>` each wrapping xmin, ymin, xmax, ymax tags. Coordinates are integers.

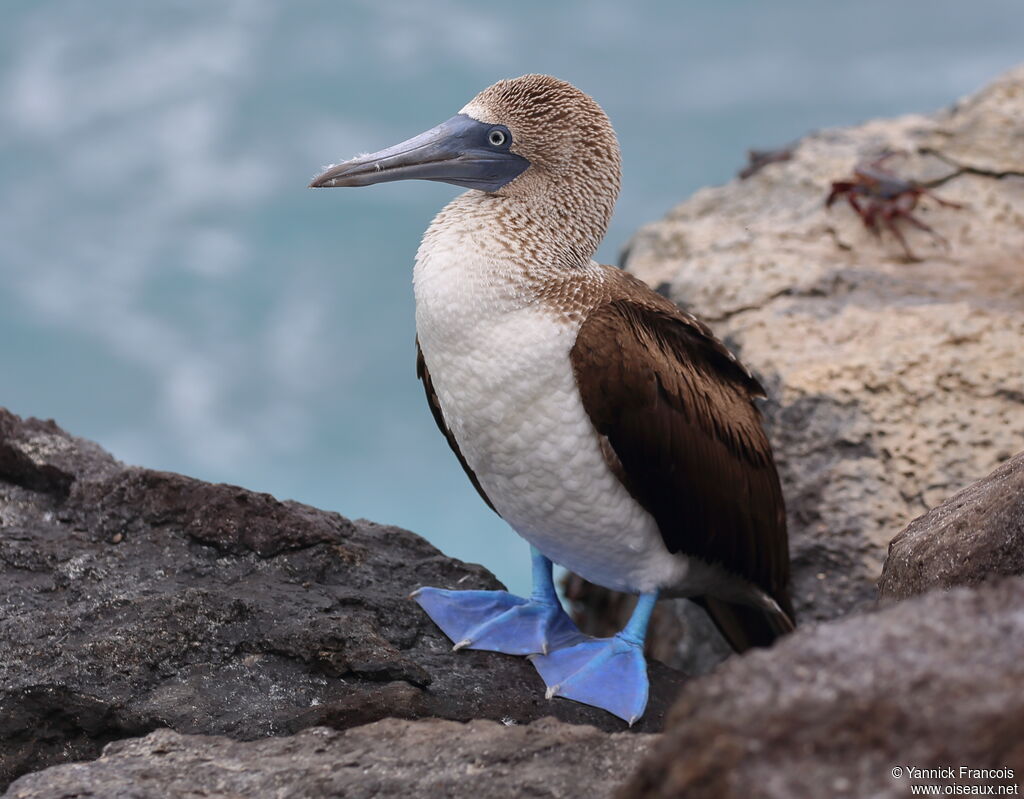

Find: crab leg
<box><xmin>920</xmin><ymin>189</ymin><xmax>963</xmax><ymax>209</ymax></box>
<box><xmin>900</xmin><ymin>211</ymin><xmax>952</xmax><ymax>249</ymax></box>
<box><xmin>880</xmin><ymin>210</ymin><xmax>918</xmax><ymax>260</ymax></box>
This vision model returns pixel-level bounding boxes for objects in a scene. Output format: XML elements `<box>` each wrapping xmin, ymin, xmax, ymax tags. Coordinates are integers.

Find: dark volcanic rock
<box><xmin>879</xmin><ymin>451</ymin><xmax>1024</xmax><ymax>600</ymax></box>
<box><xmin>0</xmin><ymin>409</ymin><xmax>684</xmax><ymax>790</ymax></box>
<box><xmin>618</xmin><ymin>577</ymin><xmax>1024</xmax><ymax>799</ymax></box>
<box><xmin>5</xmin><ymin>717</ymin><xmax>654</xmax><ymax>799</ymax></box>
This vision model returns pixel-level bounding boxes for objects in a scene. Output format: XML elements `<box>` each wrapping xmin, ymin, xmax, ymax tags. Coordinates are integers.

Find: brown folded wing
<box><xmin>570</xmin><ymin>298</ymin><xmax>792</xmax><ymax>619</ymax></box>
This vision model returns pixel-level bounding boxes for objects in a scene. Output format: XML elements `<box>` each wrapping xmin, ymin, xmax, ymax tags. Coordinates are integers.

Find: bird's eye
<box><xmin>488</xmin><ymin>129</ymin><xmax>507</xmax><ymax>147</ymax></box>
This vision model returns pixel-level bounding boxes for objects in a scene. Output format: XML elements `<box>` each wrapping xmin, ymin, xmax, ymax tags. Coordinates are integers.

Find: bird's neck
<box><xmin>413</xmin><ymin>191</ymin><xmax>608</xmax><ymax>345</ymax></box>
<box><xmin>421</xmin><ymin>190</ymin><xmax>608</xmax><ymax>272</ymax></box>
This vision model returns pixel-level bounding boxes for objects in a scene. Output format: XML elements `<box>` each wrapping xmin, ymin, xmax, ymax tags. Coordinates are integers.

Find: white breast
<box><xmin>412</xmin><ymin>197</ymin><xmax>688</xmax><ymax>594</ymax></box>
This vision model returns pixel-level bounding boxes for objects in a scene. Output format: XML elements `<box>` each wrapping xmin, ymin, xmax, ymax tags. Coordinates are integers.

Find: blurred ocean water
<box><xmin>2</xmin><ymin>1</ymin><xmax>1021</xmax><ymax>593</ymax></box>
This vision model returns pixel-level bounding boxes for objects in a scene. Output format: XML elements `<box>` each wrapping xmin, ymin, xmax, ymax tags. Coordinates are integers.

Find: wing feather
<box><xmin>570</xmin><ymin>299</ymin><xmax>792</xmax><ymax>617</ymax></box>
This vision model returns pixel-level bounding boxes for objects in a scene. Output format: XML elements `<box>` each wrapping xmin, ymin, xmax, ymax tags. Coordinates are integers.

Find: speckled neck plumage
<box><xmin>416</xmin><ymin>191</ymin><xmax>614</xmax><ymax>327</ymax></box>
<box><xmin>460</xmin><ymin>76</ymin><xmax>621</xmax><ymax>267</ymax></box>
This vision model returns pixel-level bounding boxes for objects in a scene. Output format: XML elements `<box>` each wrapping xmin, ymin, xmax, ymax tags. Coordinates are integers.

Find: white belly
<box><xmin>415</xmin><ymin>266</ymin><xmax>687</xmax><ymax>594</ymax></box>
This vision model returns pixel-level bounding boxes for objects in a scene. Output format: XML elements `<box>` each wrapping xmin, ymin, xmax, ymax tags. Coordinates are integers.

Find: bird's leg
<box><xmin>411</xmin><ymin>546</ymin><xmax>584</xmax><ymax>656</ymax></box>
<box><xmin>530</xmin><ymin>591</ymin><xmax>658</xmax><ymax>725</ymax></box>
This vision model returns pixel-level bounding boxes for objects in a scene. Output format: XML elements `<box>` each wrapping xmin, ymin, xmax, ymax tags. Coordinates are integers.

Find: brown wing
<box><xmin>570</xmin><ymin>299</ymin><xmax>792</xmax><ymax>621</ymax></box>
<box><xmin>416</xmin><ymin>340</ymin><xmax>498</xmax><ymax>515</ymax></box>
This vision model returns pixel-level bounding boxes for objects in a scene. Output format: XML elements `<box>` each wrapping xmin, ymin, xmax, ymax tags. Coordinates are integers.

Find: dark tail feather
<box><xmin>692</xmin><ymin>596</ymin><xmax>795</xmax><ymax>653</ymax></box>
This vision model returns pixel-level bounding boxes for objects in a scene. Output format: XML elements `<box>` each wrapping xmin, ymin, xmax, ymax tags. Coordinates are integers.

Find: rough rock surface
<box><xmin>879</xmin><ymin>450</ymin><xmax>1024</xmax><ymax>599</ymax></box>
<box><xmin>571</xmin><ymin>66</ymin><xmax>1024</xmax><ymax>663</ymax></box>
<box><xmin>619</xmin><ymin>577</ymin><xmax>1024</xmax><ymax>799</ymax></box>
<box><xmin>5</xmin><ymin>717</ymin><xmax>653</xmax><ymax>799</ymax></box>
<box><xmin>0</xmin><ymin>408</ymin><xmax>683</xmax><ymax>791</ymax></box>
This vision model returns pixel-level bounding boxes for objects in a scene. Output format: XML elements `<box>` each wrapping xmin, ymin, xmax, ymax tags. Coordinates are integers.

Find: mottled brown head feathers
<box><xmin>462</xmin><ymin>75</ymin><xmax>622</xmax><ymax>264</ymax></box>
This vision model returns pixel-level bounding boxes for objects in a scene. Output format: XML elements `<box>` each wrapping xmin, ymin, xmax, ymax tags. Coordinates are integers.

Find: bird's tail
<box><xmin>692</xmin><ymin>595</ymin><xmax>795</xmax><ymax>653</ymax></box>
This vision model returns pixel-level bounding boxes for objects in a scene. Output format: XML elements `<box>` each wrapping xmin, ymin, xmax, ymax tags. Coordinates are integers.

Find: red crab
<box><xmin>826</xmin><ymin>154</ymin><xmax>963</xmax><ymax>260</ymax></box>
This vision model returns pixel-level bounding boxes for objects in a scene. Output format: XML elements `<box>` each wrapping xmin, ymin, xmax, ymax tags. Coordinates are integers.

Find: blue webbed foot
<box><xmin>530</xmin><ymin>591</ymin><xmax>658</xmax><ymax>725</ymax></box>
<box><xmin>529</xmin><ymin>633</ymin><xmax>649</xmax><ymax>725</ymax></box>
<box><xmin>412</xmin><ymin>586</ymin><xmax>585</xmax><ymax>655</ymax></box>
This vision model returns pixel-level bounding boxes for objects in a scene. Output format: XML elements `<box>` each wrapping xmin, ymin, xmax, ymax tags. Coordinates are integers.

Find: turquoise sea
<box><xmin>2</xmin><ymin>1</ymin><xmax>1022</xmax><ymax>593</ymax></box>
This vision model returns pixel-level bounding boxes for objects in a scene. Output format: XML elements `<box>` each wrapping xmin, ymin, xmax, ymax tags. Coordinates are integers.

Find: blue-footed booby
<box><xmin>310</xmin><ymin>75</ymin><xmax>795</xmax><ymax>724</ymax></box>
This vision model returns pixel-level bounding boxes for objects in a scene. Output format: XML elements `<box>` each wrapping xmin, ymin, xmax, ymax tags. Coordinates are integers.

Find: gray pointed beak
<box><xmin>309</xmin><ymin>114</ymin><xmax>529</xmax><ymax>193</ymax></box>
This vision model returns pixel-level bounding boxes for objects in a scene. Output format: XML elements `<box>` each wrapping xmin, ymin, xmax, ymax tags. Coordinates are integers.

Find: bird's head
<box><xmin>310</xmin><ymin>75</ymin><xmax>621</xmax><ymax>257</ymax></box>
